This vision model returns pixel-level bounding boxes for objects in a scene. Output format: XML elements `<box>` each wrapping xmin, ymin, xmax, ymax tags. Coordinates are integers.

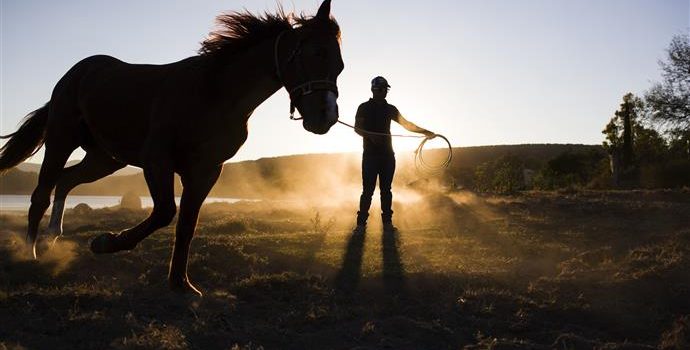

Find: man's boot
<box><xmin>354</xmin><ymin>212</ymin><xmax>368</xmax><ymax>234</ymax></box>
<box><xmin>383</xmin><ymin>221</ymin><xmax>397</xmax><ymax>232</ymax></box>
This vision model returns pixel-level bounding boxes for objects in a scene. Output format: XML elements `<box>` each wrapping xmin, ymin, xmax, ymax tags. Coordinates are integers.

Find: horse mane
<box><xmin>199</xmin><ymin>7</ymin><xmax>340</xmax><ymax>57</ymax></box>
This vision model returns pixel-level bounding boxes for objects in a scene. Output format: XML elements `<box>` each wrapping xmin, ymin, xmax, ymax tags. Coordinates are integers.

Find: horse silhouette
<box><xmin>0</xmin><ymin>0</ymin><xmax>343</xmax><ymax>296</ymax></box>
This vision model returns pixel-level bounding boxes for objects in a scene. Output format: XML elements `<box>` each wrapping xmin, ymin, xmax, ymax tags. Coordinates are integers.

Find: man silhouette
<box><xmin>354</xmin><ymin>76</ymin><xmax>435</xmax><ymax>233</ymax></box>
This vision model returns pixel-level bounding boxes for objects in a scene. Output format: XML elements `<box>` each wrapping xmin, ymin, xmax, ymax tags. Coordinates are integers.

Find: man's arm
<box><xmin>393</xmin><ymin>109</ymin><xmax>435</xmax><ymax>137</ymax></box>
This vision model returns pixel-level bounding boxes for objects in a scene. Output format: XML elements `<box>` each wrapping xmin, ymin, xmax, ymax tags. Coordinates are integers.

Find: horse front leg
<box><xmin>169</xmin><ymin>164</ymin><xmax>222</xmax><ymax>296</ymax></box>
<box><xmin>90</xmin><ymin>159</ymin><xmax>176</xmax><ymax>253</ymax></box>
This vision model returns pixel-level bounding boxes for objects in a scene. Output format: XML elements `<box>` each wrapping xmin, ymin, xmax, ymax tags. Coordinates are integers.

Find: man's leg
<box><xmin>379</xmin><ymin>155</ymin><xmax>396</xmax><ymax>225</ymax></box>
<box><xmin>357</xmin><ymin>154</ymin><xmax>378</xmax><ymax>226</ymax></box>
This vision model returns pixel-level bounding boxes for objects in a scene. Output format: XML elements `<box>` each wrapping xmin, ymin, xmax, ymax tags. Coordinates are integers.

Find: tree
<box><xmin>603</xmin><ymin>93</ymin><xmax>669</xmax><ymax>187</ymax></box>
<box><xmin>602</xmin><ymin>93</ymin><xmax>646</xmax><ymax>168</ymax></box>
<box><xmin>634</xmin><ymin>124</ymin><xmax>667</xmax><ymax>164</ymax></box>
<box><xmin>667</xmin><ymin>129</ymin><xmax>690</xmax><ymax>159</ymax></box>
<box><xmin>645</xmin><ymin>34</ymin><xmax>690</xmax><ymax>132</ymax></box>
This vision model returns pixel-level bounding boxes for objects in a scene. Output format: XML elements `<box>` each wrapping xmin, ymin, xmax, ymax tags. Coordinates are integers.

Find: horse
<box><xmin>0</xmin><ymin>0</ymin><xmax>343</xmax><ymax>296</ymax></box>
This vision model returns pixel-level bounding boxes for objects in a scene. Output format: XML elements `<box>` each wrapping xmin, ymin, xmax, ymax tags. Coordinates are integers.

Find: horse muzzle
<box><xmin>301</xmin><ymin>91</ymin><xmax>338</xmax><ymax>135</ymax></box>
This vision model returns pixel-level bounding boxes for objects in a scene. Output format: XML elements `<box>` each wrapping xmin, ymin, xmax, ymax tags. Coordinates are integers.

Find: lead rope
<box><xmin>336</xmin><ymin>120</ymin><xmax>452</xmax><ymax>175</ymax></box>
<box><xmin>274</xmin><ymin>33</ymin><xmax>450</xmax><ymax>174</ymax></box>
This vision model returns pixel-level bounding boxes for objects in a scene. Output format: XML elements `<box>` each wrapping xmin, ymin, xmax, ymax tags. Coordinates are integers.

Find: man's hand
<box><xmin>423</xmin><ymin>130</ymin><xmax>437</xmax><ymax>139</ymax></box>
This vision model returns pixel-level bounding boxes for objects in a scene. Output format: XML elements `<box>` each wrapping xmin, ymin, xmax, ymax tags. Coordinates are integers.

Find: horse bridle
<box><xmin>274</xmin><ymin>30</ymin><xmax>339</xmax><ymax>120</ymax></box>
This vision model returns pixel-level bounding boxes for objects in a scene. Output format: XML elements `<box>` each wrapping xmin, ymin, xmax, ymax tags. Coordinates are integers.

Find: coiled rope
<box><xmin>336</xmin><ymin>120</ymin><xmax>452</xmax><ymax>175</ymax></box>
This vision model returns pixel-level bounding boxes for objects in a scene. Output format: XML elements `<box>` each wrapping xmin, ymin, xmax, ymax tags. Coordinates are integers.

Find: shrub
<box><xmin>72</xmin><ymin>203</ymin><xmax>93</xmax><ymax>216</ymax></box>
<box><xmin>120</xmin><ymin>191</ymin><xmax>142</xmax><ymax>210</ymax></box>
<box><xmin>473</xmin><ymin>155</ymin><xmax>525</xmax><ymax>194</ymax></box>
<box><xmin>533</xmin><ymin>150</ymin><xmax>606</xmax><ymax>190</ymax></box>
<box><xmin>640</xmin><ymin>159</ymin><xmax>690</xmax><ymax>188</ymax></box>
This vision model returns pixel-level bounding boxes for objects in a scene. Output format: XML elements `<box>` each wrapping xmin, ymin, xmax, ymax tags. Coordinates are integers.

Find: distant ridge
<box><xmin>1</xmin><ymin>144</ymin><xmax>602</xmax><ymax>197</ymax></box>
<box><xmin>17</xmin><ymin>162</ymin><xmax>142</xmax><ymax>176</ymax></box>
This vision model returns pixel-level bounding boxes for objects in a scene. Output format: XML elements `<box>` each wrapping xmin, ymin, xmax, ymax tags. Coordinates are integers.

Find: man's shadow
<box><xmin>334</xmin><ymin>228</ymin><xmax>406</xmax><ymax>295</ymax></box>
<box><xmin>334</xmin><ymin>230</ymin><xmax>366</xmax><ymax>294</ymax></box>
<box><xmin>381</xmin><ymin>229</ymin><xmax>406</xmax><ymax>295</ymax></box>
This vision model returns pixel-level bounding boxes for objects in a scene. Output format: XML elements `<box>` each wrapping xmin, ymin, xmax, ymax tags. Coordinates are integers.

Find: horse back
<box><xmin>70</xmin><ymin>55</ymin><xmax>197</xmax><ymax>166</ymax></box>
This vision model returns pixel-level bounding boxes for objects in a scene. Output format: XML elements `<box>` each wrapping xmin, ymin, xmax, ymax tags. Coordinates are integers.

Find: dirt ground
<box><xmin>1</xmin><ymin>190</ymin><xmax>689</xmax><ymax>349</ymax></box>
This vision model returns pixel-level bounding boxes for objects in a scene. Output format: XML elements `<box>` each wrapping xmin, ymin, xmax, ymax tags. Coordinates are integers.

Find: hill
<box><xmin>0</xmin><ymin>144</ymin><xmax>602</xmax><ymax>198</ymax></box>
<box><xmin>17</xmin><ymin>162</ymin><xmax>142</xmax><ymax>176</ymax></box>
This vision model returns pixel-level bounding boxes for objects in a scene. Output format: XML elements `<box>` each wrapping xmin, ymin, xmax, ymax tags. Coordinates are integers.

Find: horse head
<box><xmin>276</xmin><ymin>0</ymin><xmax>343</xmax><ymax>135</ymax></box>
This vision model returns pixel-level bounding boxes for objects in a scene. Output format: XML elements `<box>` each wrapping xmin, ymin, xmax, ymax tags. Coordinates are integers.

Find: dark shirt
<box><xmin>355</xmin><ymin>98</ymin><xmax>400</xmax><ymax>156</ymax></box>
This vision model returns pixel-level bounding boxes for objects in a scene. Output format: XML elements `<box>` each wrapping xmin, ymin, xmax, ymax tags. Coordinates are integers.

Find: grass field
<box><xmin>1</xmin><ymin>190</ymin><xmax>689</xmax><ymax>349</ymax></box>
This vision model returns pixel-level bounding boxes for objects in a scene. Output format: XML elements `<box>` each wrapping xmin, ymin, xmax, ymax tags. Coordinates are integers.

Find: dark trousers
<box><xmin>357</xmin><ymin>153</ymin><xmax>396</xmax><ymax>225</ymax></box>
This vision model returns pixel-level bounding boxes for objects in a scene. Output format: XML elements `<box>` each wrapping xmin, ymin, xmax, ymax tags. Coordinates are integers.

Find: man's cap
<box><xmin>371</xmin><ymin>76</ymin><xmax>391</xmax><ymax>88</ymax></box>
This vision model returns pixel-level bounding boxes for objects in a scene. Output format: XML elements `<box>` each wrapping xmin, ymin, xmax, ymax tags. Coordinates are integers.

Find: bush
<box><xmin>640</xmin><ymin>159</ymin><xmax>690</xmax><ymax>188</ymax></box>
<box><xmin>120</xmin><ymin>191</ymin><xmax>142</xmax><ymax>210</ymax></box>
<box><xmin>533</xmin><ymin>150</ymin><xmax>606</xmax><ymax>190</ymax></box>
<box><xmin>72</xmin><ymin>203</ymin><xmax>93</xmax><ymax>216</ymax></box>
<box><xmin>474</xmin><ymin>155</ymin><xmax>525</xmax><ymax>194</ymax></box>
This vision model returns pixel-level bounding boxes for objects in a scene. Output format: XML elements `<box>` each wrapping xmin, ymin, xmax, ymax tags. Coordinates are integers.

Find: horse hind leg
<box><xmin>47</xmin><ymin>150</ymin><xmax>125</xmax><ymax>241</ymax></box>
<box><xmin>27</xmin><ymin>141</ymin><xmax>78</xmax><ymax>258</ymax></box>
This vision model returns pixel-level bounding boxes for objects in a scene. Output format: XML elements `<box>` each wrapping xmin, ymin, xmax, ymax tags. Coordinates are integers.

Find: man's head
<box><xmin>371</xmin><ymin>76</ymin><xmax>390</xmax><ymax>100</ymax></box>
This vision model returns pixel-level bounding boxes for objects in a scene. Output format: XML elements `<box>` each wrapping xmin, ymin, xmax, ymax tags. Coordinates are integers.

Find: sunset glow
<box><xmin>1</xmin><ymin>0</ymin><xmax>687</xmax><ymax>164</ymax></box>
<box><xmin>1</xmin><ymin>2</ymin><xmax>689</xmax><ymax>347</ymax></box>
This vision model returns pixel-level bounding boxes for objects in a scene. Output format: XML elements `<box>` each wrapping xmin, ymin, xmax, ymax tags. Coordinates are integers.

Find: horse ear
<box><xmin>316</xmin><ymin>0</ymin><xmax>331</xmax><ymax>20</ymax></box>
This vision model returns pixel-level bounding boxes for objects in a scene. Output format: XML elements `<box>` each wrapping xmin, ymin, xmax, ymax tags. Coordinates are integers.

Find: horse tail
<box><xmin>0</xmin><ymin>103</ymin><xmax>50</xmax><ymax>173</ymax></box>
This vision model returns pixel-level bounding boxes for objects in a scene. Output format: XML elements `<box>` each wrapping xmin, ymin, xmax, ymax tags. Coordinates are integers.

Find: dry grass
<box><xmin>1</xmin><ymin>190</ymin><xmax>689</xmax><ymax>349</ymax></box>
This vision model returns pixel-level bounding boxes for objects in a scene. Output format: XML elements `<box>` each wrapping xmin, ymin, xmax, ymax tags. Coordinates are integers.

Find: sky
<box><xmin>1</xmin><ymin>0</ymin><xmax>688</xmax><ymax>164</ymax></box>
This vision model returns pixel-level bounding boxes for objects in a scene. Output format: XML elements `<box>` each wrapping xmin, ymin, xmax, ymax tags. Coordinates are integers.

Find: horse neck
<box><xmin>213</xmin><ymin>38</ymin><xmax>284</xmax><ymax>117</ymax></box>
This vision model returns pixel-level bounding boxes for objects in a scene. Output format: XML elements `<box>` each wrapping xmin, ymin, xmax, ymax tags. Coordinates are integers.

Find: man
<box><xmin>354</xmin><ymin>76</ymin><xmax>435</xmax><ymax>233</ymax></box>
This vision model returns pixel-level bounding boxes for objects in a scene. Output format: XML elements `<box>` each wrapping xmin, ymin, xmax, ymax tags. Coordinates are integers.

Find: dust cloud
<box><xmin>211</xmin><ymin>151</ymin><xmax>452</xmax><ymax>215</ymax></box>
<box><xmin>5</xmin><ymin>232</ymin><xmax>77</xmax><ymax>276</ymax></box>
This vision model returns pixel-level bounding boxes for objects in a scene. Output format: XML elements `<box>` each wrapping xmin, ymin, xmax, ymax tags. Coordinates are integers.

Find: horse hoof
<box><xmin>170</xmin><ymin>279</ymin><xmax>203</xmax><ymax>297</ymax></box>
<box><xmin>45</xmin><ymin>227</ymin><xmax>63</xmax><ymax>239</ymax></box>
<box><xmin>23</xmin><ymin>233</ymin><xmax>37</xmax><ymax>259</ymax></box>
<box><xmin>26</xmin><ymin>240</ymin><xmax>37</xmax><ymax>260</ymax></box>
<box><xmin>90</xmin><ymin>232</ymin><xmax>131</xmax><ymax>254</ymax></box>
<box><xmin>48</xmin><ymin>233</ymin><xmax>62</xmax><ymax>248</ymax></box>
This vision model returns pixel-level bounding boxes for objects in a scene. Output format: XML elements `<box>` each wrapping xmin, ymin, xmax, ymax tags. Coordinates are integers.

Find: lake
<box><xmin>0</xmin><ymin>195</ymin><xmax>243</xmax><ymax>212</ymax></box>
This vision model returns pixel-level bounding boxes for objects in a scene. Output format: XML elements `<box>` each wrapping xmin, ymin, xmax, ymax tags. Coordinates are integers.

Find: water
<box><xmin>0</xmin><ymin>195</ymin><xmax>243</xmax><ymax>212</ymax></box>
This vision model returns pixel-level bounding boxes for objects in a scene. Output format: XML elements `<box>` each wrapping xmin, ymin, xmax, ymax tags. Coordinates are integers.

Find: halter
<box><xmin>274</xmin><ymin>31</ymin><xmax>339</xmax><ymax>120</ymax></box>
